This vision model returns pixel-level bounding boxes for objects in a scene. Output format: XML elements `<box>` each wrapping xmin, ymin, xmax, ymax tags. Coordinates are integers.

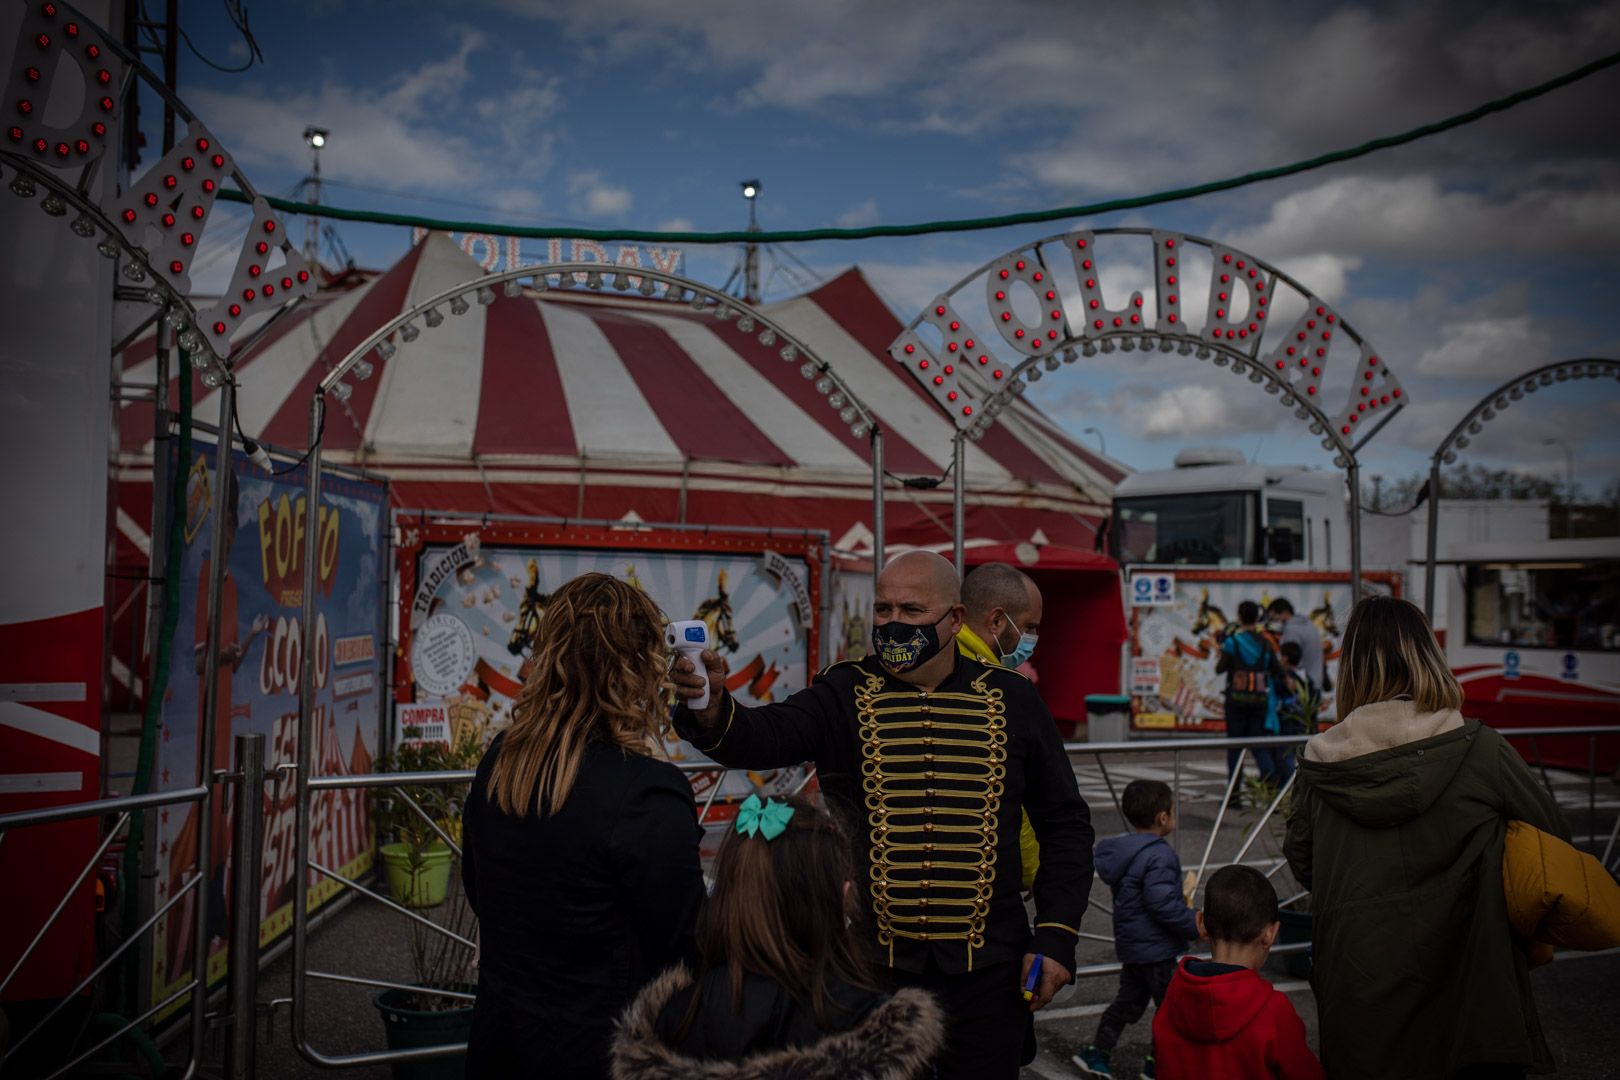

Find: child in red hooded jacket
<box><xmin>1153</xmin><ymin>865</ymin><xmax>1322</xmax><ymax>1080</ymax></box>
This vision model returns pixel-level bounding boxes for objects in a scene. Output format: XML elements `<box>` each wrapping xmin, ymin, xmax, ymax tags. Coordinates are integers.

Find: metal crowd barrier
<box><xmin>0</xmin><ymin>781</ymin><xmax>213</xmax><ymax>1079</ymax></box>
<box><xmin>1</xmin><ymin>727</ymin><xmax>1614</xmax><ymax>1077</ymax></box>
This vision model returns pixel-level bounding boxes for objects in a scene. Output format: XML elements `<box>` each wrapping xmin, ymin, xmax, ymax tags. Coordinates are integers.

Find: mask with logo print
<box><xmin>872</xmin><ymin>615</ymin><xmax>950</xmax><ymax>674</ymax></box>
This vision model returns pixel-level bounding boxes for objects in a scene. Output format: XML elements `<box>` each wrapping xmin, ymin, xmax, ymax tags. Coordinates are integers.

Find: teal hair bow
<box><xmin>734</xmin><ymin>794</ymin><xmax>794</xmax><ymax>841</ymax></box>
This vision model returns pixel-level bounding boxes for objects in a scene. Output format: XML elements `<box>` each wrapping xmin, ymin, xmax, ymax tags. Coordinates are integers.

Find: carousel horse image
<box><xmin>1310</xmin><ymin>592</ymin><xmax>1339</xmax><ymax>637</ymax></box>
<box><xmin>506</xmin><ymin>558</ymin><xmax>551</xmax><ymax>656</ymax></box>
<box><xmin>1191</xmin><ymin>588</ymin><xmax>1228</xmax><ymax>638</ymax></box>
<box><xmin>691</xmin><ymin>569</ymin><xmax>740</xmax><ymax>653</ymax></box>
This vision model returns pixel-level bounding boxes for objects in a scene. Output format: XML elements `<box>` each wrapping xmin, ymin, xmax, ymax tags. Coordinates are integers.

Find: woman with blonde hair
<box><xmin>1284</xmin><ymin>595</ymin><xmax>1567</xmax><ymax>1079</ymax></box>
<box><xmin>461</xmin><ymin>573</ymin><xmax>704</xmax><ymax>1079</ymax></box>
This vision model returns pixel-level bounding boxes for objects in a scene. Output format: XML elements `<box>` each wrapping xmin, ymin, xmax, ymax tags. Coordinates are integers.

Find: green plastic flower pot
<box><xmin>379</xmin><ymin>841</ymin><xmax>453</xmax><ymax>908</ymax></box>
<box><xmin>374</xmin><ymin>986</ymin><xmax>474</xmax><ymax>1080</ymax></box>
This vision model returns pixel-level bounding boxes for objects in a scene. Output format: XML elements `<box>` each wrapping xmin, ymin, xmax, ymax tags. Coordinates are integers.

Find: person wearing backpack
<box><xmin>1215</xmin><ymin>601</ymin><xmax>1285</xmax><ymax>792</ymax></box>
<box><xmin>1270</xmin><ymin>641</ymin><xmax>1320</xmax><ymax>788</ymax></box>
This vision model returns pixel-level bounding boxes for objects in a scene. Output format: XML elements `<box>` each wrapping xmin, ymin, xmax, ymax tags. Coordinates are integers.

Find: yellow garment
<box><xmin>1503</xmin><ymin>819</ymin><xmax>1620</xmax><ymax>968</ymax></box>
<box><xmin>956</xmin><ymin>627</ymin><xmax>1041</xmax><ymax>890</ymax></box>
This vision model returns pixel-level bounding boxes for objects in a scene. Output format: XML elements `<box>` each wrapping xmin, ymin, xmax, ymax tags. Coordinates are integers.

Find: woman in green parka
<box><xmin>1283</xmin><ymin>596</ymin><xmax>1568</xmax><ymax>1080</ymax></box>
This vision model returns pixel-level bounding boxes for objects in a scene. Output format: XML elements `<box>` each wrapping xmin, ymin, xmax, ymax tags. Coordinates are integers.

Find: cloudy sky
<box><xmin>151</xmin><ymin>0</ymin><xmax>1620</xmax><ymax>495</ymax></box>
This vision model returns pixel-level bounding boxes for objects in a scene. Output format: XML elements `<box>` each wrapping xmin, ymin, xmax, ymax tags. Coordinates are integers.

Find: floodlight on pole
<box><xmin>739</xmin><ymin>178</ymin><xmax>762</xmax><ymax>303</ymax></box>
<box><xmin>301</xmin><ymin>127</ymin><xmax>329</xmax><ymax>266</ymax></box>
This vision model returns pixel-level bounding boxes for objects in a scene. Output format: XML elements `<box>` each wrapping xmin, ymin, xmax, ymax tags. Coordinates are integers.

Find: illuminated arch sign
<box><xmin>888</xmin><ymin>228</ymin><xmax>1406</xmax><ymax>463</ymax></box>
<box><xmin>1</xmin><ymin>1</ymin><xmax>314</xmax><ymax>370</ymax></box>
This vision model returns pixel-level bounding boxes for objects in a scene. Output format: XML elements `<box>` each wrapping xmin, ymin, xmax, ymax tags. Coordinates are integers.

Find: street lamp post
<box><xmin>740</xmin><ymin>179</ymin><xmax>761</xmax><ymax>303</ymax></box>
<box><xmin>1082</xmin><ymin>426</ymin><xmax>1107</xmax><ymax>457</ymax></box>
<box><xmin>1543</xmin><ymin>437</ymin><xmax>1576</xmax><ymax>538</ymax></box>
<box><xmin>303</xmin><ymin>126</ymin><xmax>329</xmax><ymax>267</ymax></box>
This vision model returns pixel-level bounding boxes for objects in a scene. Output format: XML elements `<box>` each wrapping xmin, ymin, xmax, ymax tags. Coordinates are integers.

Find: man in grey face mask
<box><xmin>671</xmin><ymin>550</ymin><xmax>1094</xmax><ymax>1080</ymax></box>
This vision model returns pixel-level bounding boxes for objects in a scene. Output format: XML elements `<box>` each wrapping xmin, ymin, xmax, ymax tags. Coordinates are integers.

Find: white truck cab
<box><xmin>1111</xmin><ymin>448</ymin><xmax>1348</xmax><ymax>569</ymax></box>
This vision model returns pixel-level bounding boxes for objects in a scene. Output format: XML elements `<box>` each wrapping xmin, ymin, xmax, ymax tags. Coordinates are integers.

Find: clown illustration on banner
<box><xmin>149</xmin><ymin>444</ymin><xmax>386</xmax><ymax>1010</ymax></box>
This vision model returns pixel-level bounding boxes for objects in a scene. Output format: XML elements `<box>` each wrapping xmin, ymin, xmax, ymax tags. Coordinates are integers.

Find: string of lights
<box><xmin>215</xmin><ymin>47</ymin><xmax>1620</xmax><ymax>244</ymax></box>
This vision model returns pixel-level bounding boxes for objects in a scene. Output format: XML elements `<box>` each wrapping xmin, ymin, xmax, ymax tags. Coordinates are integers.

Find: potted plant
<box><xmin>372</xmin><ymin>733</ymin><xmax>481</xmax><ymax>908</ymax></box>
<box><xmin>373</xmin><ymin>866</ymin><xmax>479</xmax><ymax>1080</ymax></box>
<box><xmin>370</xmin><ymin>730</ymin><xmax>483</xmax><ymax>1079</ymax></box>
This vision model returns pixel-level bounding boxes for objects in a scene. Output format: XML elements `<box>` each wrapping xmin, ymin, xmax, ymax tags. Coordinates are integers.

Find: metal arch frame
<box><xmin>288</xmin><ymin>262</ymin><xmax>887</xmax><ymax>1068</ymax></box>
<box><xmin>0</xmin><ymin>157</ymin><xmax>312</xmax><ymax>382</ymax></box>
<box><xmin>3</xmin><ymin>5</ymin><xmax>319</xmax><ymax>1071</ymax></box>
<box><xmin>0</xmin><ymin>0</ymin><xmax>304</xmax><ymax>379</ymax></box>
<box><xmin>1422</xmin><ymin>357</ymin><xmax>1620</xmax><ymax>619</ymax></box>
<box><xmin>5</xmin><ymin>7</ymin><xmax>316</xmax><ymax>1072</ymax></box>
<box><xmin>892</xmin><ymin>227</ymin><xmax>1406</xmax><ymax>596</ymax></box>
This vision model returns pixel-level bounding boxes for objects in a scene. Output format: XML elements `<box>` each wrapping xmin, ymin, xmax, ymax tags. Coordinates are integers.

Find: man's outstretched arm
<box><xmin>670</xmin><ymin>649</ymin><xmax>842</xmax><ymax>769</ymax></box>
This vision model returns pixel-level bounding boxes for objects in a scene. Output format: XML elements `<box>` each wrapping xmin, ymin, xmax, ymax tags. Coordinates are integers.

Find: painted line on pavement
<box><xmin>1035</xmin><ymin>980</ymin><xmax>1312</xmax><ymax>1024</ymax></box>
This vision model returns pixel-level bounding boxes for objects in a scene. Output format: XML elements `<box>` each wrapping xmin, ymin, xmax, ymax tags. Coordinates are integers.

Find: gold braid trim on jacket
<box><xmin>858</xmin><ymin>669</ymin><xmax>1006</xmax><ymax>970</ymax></box>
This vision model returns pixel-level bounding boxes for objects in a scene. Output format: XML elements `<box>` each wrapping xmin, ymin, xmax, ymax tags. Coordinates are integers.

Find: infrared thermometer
<box><xmin>666</xmin><ymin>620</ymin><xmax>712</xmax><ymax>710</ymax></box>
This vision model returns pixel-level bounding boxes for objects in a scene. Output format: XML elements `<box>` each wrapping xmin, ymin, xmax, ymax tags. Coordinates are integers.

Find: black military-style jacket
<box><xmin>676</xmin><ymin>652</ymin><xmax>1094</xmax><ymax>975</ymax></box>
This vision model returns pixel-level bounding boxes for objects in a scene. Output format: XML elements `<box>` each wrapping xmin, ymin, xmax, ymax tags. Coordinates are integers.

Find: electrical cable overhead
<box><xmin>139</xmin><ymin>0</ymin><xmax>263</xmax><ymax>74</ymax></box>
<box><xmin>216</xmin><ymin>47</ymin><xmax>1620</xmax><ymax>244</ymax></box>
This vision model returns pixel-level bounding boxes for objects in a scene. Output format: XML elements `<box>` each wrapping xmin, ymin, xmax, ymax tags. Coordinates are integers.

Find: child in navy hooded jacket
<box><xmin>1074</xmin><ymin>781</ymin><xmax>1199</xmax><ymax>1079</ymax></box>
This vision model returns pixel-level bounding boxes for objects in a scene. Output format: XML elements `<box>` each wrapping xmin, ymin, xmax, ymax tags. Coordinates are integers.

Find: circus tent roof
<box><xmin>115</xmin><ymin>233</ymin><xmax>1125</xmax><ymax>557</ymax></box>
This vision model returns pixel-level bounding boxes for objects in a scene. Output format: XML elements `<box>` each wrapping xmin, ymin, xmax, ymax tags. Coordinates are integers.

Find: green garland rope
<box><xmin>217</xmin><ymin>47</ymin><xmax>1620</xmax><ymax>245</ymax></box>
<box><xmin>119</xmin><ymin>347</ymin><xmax>191</xmax><ymax>1015</ymax></box>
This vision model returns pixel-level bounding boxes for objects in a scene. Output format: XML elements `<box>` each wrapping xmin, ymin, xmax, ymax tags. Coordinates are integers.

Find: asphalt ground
<box><xmin>221</xmin><ymin>748</ymin><xmax>1618</xmax><ymax>1079</ymax></box>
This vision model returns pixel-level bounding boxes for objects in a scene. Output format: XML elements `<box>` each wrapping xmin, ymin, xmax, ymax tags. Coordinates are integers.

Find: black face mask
<box><xmin>872</xmin><ymin>615</ymin><xmax>949</xmax><ymax>674</ymax></box>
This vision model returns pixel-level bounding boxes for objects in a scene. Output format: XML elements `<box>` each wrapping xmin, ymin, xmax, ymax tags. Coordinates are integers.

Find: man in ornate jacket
<box><xmin>673</xmin><ymin>551</ymin><xmax>1094</xmax><ymax>1079</ymax></box>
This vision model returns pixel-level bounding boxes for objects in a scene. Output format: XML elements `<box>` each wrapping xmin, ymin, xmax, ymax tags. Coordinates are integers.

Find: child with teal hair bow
<box><xmin>732</xmin><ymin>793</ymin><xmax>796</xmax><ymax>841</ymax></box>
<box><xmin>611</xmin><ymin>793</ymin><xmax>946</xmax><ymax>1077</ymax></box>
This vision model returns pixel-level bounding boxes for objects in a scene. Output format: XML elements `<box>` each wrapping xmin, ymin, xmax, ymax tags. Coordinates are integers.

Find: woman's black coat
<box><xmin>462</xmin><ymin>734</ymin><xmax>705</xmax><ymax>1079</ymax></box>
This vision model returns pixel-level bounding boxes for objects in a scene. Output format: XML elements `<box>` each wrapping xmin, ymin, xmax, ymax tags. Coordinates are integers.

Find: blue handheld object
<box><xmin>684</xmin><ymin>625</ymin><xmax>706</xmax><ymax>643</ymax></box>
<box><xmin>1022</xmin><ymin>954</ymin><xmax>1043</xmax><ymax>1002</ymax></box>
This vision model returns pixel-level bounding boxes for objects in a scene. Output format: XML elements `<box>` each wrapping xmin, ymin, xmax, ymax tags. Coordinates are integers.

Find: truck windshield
<box><xmin>1114</xmin><ymin>492</ymin><xmax>1257</xmax><ymax>566</ymax></box>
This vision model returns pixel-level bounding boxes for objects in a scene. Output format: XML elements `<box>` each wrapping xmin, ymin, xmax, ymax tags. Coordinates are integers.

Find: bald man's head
<box><xmin>962</xmin><ymin>563</ymin><xmax>1036</xmax><ymax>624</ymax></box>
<box><xmin>882</xmin><ymin>550</ymin><xmax>960</xmax><ymax>602</ymax></box>
<box><xmin>871</xmin><ymin>551</ymin><xmax>964</xmax><ymax>683</ymax></box>
<box><xmin>962</xmin><ymin>562</ymin><xmax>1043</xmax><ymax>658</ymax></box>
<box><xmin>874</xmin><ymin>551</ymin><xmax>963</xmax><ymax>629</ymax></box>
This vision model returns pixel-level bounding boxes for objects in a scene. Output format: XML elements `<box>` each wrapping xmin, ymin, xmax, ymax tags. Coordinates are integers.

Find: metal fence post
<box><xmin>951</xmin><ymin>432</ymin><xmax>966</xmax><ymax>570</ymax></box>
<box><xmin>292</xmin><ymin>392</ymin><xmax>326</xmax><ymax>1060</ymax></box>
<box><xmin>227</xmin><ymin>734</ymin><xmax>266</xmax><ymax>1080</ymax></box>
<box><xmin>871</xmin><ymin>427</ymin><xmax>885</xmax><ymax>593</ymax></box>
<box><xmin>190</xmin><ymin>376</ymin><xmax>236</xmax><ymax>1076</ymax></box>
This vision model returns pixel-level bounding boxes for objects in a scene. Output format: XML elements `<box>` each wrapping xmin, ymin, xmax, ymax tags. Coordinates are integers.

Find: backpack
<box><xmin>1222</xmin><ymin>631</ymin><xmax>1276</xmax><ymax>708</ymax></box>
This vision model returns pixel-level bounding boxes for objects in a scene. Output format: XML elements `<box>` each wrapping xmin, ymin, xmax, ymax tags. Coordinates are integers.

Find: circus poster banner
<box><xmin>396</xmin><ymin>521</ymin><xmax>823</xmax><ymax>809</ymax></box>
<box><xmin>149</xmin><ymin>442</ymin><xmax>387</xmax><ymax>1010</ymax></box>
<box><xmin>830</xmin><ymin>563</ymin><xmax>874</xmax><ymax>665</ymax></box>
<box><xmin>1127</xmin><ymin>571</ymin><xmax>1399</xmax><ymax>732</ymax></box>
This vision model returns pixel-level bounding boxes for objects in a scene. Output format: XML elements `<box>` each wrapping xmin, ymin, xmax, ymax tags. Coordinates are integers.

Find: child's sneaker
<box><xmin>1072</xmin><ymin>1046</ymin><xmax>1112</xmax><ymax>1076</ymax></box>
<box><xmin>1139</xmin><ymin>1055</ymin><xmax>1156</xmax><ymax>1079</ymax></box>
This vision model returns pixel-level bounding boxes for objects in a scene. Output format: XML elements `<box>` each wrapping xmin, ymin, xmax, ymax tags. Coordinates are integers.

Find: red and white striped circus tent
<box><xmin>113</xmin><ymin>232</ymin><xmax>1123</xmax><ymax>558</ymax></box>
